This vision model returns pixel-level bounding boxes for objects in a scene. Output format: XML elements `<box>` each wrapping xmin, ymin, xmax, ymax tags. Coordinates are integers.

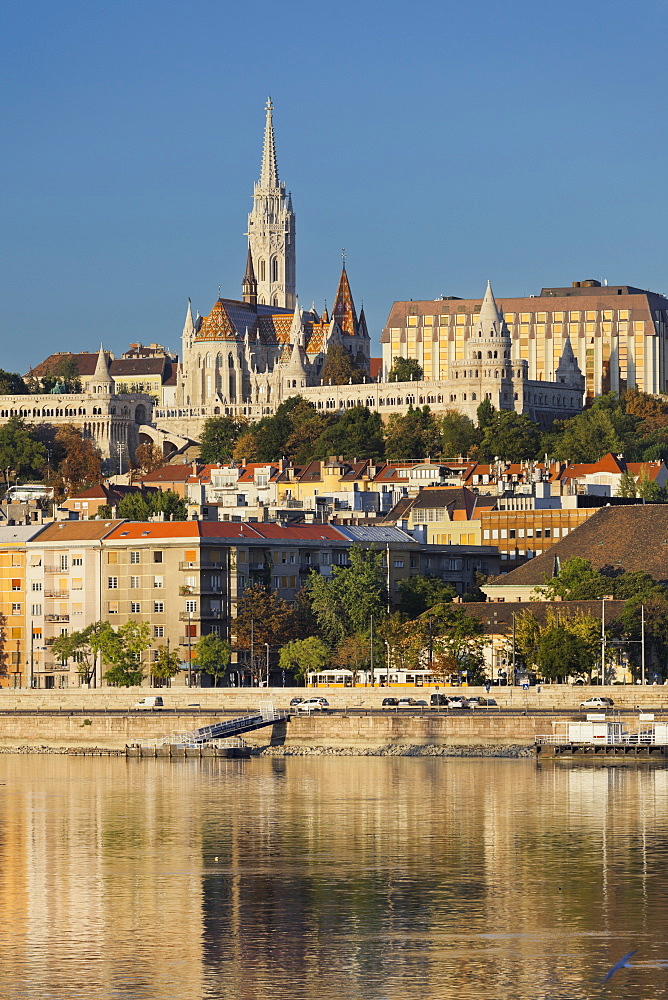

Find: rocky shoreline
<box><xmin>0</xmin><ymin>743</ymin><xmax>536</xmax><ymax>757</ymax></box>
<box><xmin>254</xmin><ymin>743</ymin><xmax>535</xmax><ymax>758</ymax></box>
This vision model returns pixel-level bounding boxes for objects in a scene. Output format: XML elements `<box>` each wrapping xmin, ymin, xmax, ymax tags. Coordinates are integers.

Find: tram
<box><xmin>307</xmin><ymin>669</ymin><xmax>457</xmax><ymax>688</ymax></box>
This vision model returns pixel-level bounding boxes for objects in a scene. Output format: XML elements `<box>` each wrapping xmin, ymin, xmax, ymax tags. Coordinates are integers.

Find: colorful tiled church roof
<box><xmin>332</xmin><ymin>264</ymin><xmax>359</xmax><ymax>337</ymax></box>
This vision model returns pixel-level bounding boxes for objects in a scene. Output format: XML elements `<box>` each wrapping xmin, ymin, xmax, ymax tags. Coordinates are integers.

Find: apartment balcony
<box><xmin>178</xmin><ymin>561</ymin><xmax>199</xmax><ymax>571</ymax></box>
<box><xmin>45</xmin><ymin>590</ymin><xmax>69</xmax><ymax>599</ymax></box>
<box><xmin>44</xmin><ymin>613</ymin><xmax>69</xmax><ymax>623</ymax></box>
<box><xmin>299</xmin><ymin>563</ymin><xmax>317</xmax><ymax>574</ymax></box>
<box><xmin>178</xmin><ymin>611</ymin><xmax>201</xmax><ymax>622</ymax></box>
<box><xmin>248</xmin><ymin>562</ymin><xmax>267</xmax><ymax>571</ymax></box>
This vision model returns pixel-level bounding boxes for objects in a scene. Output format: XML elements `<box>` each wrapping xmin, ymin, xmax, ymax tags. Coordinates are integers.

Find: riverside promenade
<box><xmin>0</xmin><ymin>685</ymin><xmax>665</xmax><ymax>753</ymax></box>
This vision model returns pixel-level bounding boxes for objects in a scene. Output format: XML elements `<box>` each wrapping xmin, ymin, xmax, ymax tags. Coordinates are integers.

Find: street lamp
<box><xmin>264</xmin><ymin>642</ymin><xmax>270</xmax><ymax>688</ymax></box>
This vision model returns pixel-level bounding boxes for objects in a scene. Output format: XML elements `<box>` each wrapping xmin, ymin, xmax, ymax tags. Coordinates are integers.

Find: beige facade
<box><xmin>383</xmin><ymin>279</ymin><xmax>668</xmax><ymax>401</ymax></box>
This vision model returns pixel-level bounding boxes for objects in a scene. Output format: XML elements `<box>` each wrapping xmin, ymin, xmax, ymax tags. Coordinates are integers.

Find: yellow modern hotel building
<box><xmin>382</xmin><ymin>279</ymin><xmax>668</xmax><ymax>401</ymax></box>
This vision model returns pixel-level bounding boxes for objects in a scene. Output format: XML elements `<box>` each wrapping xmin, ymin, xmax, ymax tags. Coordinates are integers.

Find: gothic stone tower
<box><xmin>247</xmin><ymin>99</ymin><xmax>296</xmax><ymax>309</ymax></box>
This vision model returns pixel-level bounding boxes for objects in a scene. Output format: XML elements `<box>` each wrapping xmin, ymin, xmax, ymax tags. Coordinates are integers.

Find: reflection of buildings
<box><xmin>1</xmin><ymin>757</ymin><xmax>668</xmax><ymax>998</ymax></box>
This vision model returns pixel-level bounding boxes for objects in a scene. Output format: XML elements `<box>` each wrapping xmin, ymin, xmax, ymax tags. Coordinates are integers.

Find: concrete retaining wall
<box><xmin>0</xmin><ymin>710</ymin><xmax>581</xmax><ymax>751</ymax></box>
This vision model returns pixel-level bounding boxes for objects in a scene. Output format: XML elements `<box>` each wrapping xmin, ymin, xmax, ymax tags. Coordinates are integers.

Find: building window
<box><xmin>60</xmin><ymin>556</ymin><xmax>68</xmax><ymax>571</ymax></box>
<box><xmin>130</xmin><ymin>576</ymin><xmax>140</xmax><ymax>588</ymax></box>
<box><xmin>31</xmin><ymin>604</ymin><xmax>41</xmax><ymax>616</ymax></box>
<box><xmin>153</xmin><ymin>602</ymin><xmax>164</xmax><ymax>614</ymax></box>
<box><xmin>30</xmin><ymin>581</ymin><xmax>41</xmax><ymax>591</ymax></box>
<box><xmin>108</xmin><ymin>601</ymin><xmax>118</xmax><ymax>614</ymax></box>
<box><xmin>153</xmin><ymin>576</ymin><xmax>163</xmax><ymax>588</ymax></box>
<box><xmin>72</xmin><ymin>557</ymin><xmax>83</xmax><ymax>566</ymax></box>
<box><xmin>108</xmin><ymin>577</ymin><xmax>118</xmax><ymax>589</ymax></box>
<box><xmin>107</xmin><ymin>552</ymin><xmax>117</xmax><ymax>565</ymax></box>
<box><xmin>393</xmin><ymin>559</ymin><xmax>404</xmax><ymax>568</ymax></box>
<box><xmin>131</xmin><ymin>602</ymin><xmax>141</xmax><ymax>613</ymax></box>
<box><xmin>185</xmin><ymin>600</ymin><xmax>197</xmax><ymax>613</ymax></box>
<box><xmin>154</xmin><ymin>626</ymin><xmax>164</xmax><ymax>638</ymax></box>
<box><xmin>153</xmin><ymin>551</ymin><xmax>163</xmax><ymax>563</ymax></box>
<box><xmin>130</xmin><ymin>551</ymin><xmax>140</xmax><ymax>564</ymax></box>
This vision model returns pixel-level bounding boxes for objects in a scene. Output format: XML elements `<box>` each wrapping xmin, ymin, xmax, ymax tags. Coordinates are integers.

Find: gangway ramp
<box><xmin>149</xmin><ymin>702</ymin><xmax>290</xmax><ymax>750</ymax></box>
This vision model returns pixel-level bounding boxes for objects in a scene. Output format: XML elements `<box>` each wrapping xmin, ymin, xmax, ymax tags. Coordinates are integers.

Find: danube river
<box><xmin>0</xmin><ymin>756</ymin><xmax>667</xmax><ymax>999</ymax></box>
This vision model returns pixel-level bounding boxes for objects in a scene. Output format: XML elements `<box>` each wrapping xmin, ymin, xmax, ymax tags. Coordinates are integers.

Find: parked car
<box><xmin>132</xmin><ymin>696</ymin><xmax>163</xmax><ymax>711</ymax></box>
<box><xmin>297</xmin><ymin>697</ymin><xmax>330</xmax><ymax>713</ymax></box>
<box><xmin>430</xmin><ymin>693</ymin><xmax>449</xmax><ymax>706</ymax></box>
<box><xmin>381</xmin><ymin>697</ymin><xmax>399</xmax><ymax>708</ymax></box>
<box><xmin>580</xmin><ymin>697</ymin><xmax>614</xmax><ymax>710</ymax></box>
<box><xmin>397</xmin><ymin>697</ymin><xmax>419</xmax><ymax>708</ymax></box>
<box><xmin>446</xmin><ymin>696</ymin><xmax>470</xmax><ymax>709</ymax></box>
<box><xmin>289</xmin><ymin>697</ymin><xmax>305</xmax><ymax>707</ymax></box>
<box><xmin>469</xmin><ymin>696</ymin><xmax>498</xmax><ymax>709</ymax></box>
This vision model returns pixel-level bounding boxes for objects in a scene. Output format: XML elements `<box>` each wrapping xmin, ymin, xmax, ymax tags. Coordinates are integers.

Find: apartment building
<box><xmin>0</xmin><ymin>525</ymin><xmax>45</xmax><ymax>688</ymax></box>
<box><xmin>26</xmin><ymin>521</ymin><xmax>124</xmax><ymax>689</ymax></box>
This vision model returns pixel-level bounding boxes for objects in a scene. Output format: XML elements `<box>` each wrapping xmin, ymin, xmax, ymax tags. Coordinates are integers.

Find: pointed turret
<box><xmin>91</xmin><ymin>343</ymin><xmax>113</xmax><ymax>395</ymax></box>
<box><xmin>242</xmin><ymin>244</ymin><xmax>258</xmax><ymax>306</ymax></box>
<box><xmin>556</xmin><ymin>334</ymin><xmax>585</xmax><ymax>391</ymax></box>
<box><xmin>332</xmin><ymin>263</ymin><xmax>358</xmax><ymax>337</ymax></box>
<box><xmin>473</xmin><ymin>281</ymin><xmax>511</xmax><ymax>341</ymax></box>
<box><xmin>357</xmin><ymin>305</ymin><xmax>369</xmax><ymax>340</ymax></box>
<box><xmin>259</xmin><ymin>97</ymin><xmax>279</xmax><ymax>190</ymax></box>
<box><xmin>289</xmin><ymin>299</ymin><xmax>304</xmax><ymax>348</ymax></box>
<box><xmin>182</xmin><ymin>299</ymin><xmax>195</xmax><ymax>348</ymax></box>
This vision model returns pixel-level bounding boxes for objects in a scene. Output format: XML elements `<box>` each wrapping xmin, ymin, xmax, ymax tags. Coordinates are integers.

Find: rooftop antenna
<box><xmin>342</xmin><ymin>248</ymin><xmax>346</xmax><ymax>269</ymax></box>
<box><xmin>218</xmin><ymin>284</ymin><xmax>221</xmax><ymax>299</ymax></box>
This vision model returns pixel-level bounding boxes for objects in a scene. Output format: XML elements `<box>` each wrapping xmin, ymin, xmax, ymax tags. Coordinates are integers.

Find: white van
<box><xmin>131</xmin><ymin>696</ymin><xmax>164</xmax><ymax>711</ymax></box>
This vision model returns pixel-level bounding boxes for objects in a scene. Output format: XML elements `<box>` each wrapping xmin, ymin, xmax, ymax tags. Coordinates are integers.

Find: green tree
<box><xmin>320</xmin><ymin>343</ymin><xmax>365</xmax><ymax>385</ymax></box>
<box><xmin>397</xmin><ymin>576</ymin><xmax>456</xmax><ymax>618</ymax></box>
<box><xmin>431</xmin><ymin>605</ymin><xmax>488</xmax><ymax>685</ymax></box>
<box><xmin>388</xmin><ymin>356</ymin><xmax>423</xmax><ymax>382</ymax></box>
<box><xmin>547</xmin><ymin>407</ymin><xmax>624</xmax><ymax>463</ymax></box>
<box><xmin>99</xmin><ymin>621</ymin><xmax>152</xmax><ymax>687</ymax></box>
<box><xmin>251</xmin><ymin>397</ymin><xmax>305</xmax><ymax>460</ymax></box>
<box><xmin>616</xmin><ymin>470</ymin><xmax>638</xmax><ymax>497</ymax></box>
<box><xmin>199</xmin><ymin>416</ymin><xmax>244</xmax><ymax>463</ymax></box>
<box><xmin>151</xmin><ymin>645</ymin><xmax>182</xmax><ymax>686</ymax></box>
<box><xmin>537</xmin><ymin>625</ymin><xmax>595</xmax><ymax>682</ymax></box>
<box><xmin>439</xmin><ymin>410</ymin><xmax>480</xmax><ymax>458</ymax></box>
<box><xmin>50</xmin><ymin>621</ymin><xmax>110</xmax><ymax>686</ymax></box>
<box><xmin>313</xmin><ymin>406</ymin><xmax>385</xmax><ymax>460</ymax></box>
<box><xmin>306</xmin><ymin>545</ymin><xmax>387</xmax><ymax>644</ymax></box>
<box><xmin>538</xmin><ymin>557</ymin><xmax>611</xmax><ymax>600</ymax></box>
<box><xmin>0</xmin><ymin>417</ymin><xmax>46</xmax><ymax>481</ymax></box>
<box><xmin>0</xmin><ymin>370</ymin><xmax>28</xmax><ymax>395</ymax></box>
<box><xmin>191</xmin><ymin>634</ymin><xmax>231</xmax><ymax>686</ymax></box>
<box><xmin>284</xmin><ymin>401</ymin><xmax>333</xmax><ymax>464</ymax></box>
<box><xmin>279</xmin><ymin>636</ymin><xmax>330</xmax><ymax>684</ymax></box>
<box><xmin>476</xmin><ymin>398</ymin><xmax>495</xmax><ymax>429</ymax></box>
<box><xmin>115</xmin><ymin>489</ymin><xmax>187</xmax><ymax>521</ymax></box>
<box><xmin>478</xmin><ymin>411</ymin><xmax>541</xmax><ymax>461</ymax></box>
<box><xmin>384</xmin><ymin>405</ymin><xmax>441</xmax><ymax>459</ymax></box>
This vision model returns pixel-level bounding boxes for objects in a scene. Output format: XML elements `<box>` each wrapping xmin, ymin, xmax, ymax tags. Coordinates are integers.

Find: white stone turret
<box><xmin>92</xmin><ymin>344</ymin><xmax>112</xmax><ymax>394</ymax></box>
<box><xmin>556</xmin><ymin>334</ymin><xmax>585</xmax><ymax>392</ymax></box>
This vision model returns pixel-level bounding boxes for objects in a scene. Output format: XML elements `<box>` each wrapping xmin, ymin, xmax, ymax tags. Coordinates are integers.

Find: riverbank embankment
<box><xmin>0</xmin><ymin>707</ymin><xmax>598</xmax><ymax>753</ymax></box>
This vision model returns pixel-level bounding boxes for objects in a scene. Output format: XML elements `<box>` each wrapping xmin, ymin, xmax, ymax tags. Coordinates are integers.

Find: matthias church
<box><xmin>176</xmin><ymin>100</ymin><xmax>371</xmax><ymax>419</ymax></box>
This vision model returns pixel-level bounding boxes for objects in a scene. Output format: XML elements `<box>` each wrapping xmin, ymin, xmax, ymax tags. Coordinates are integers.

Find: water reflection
<box><xmin>0</xmin><ymin>757</ymin><xmax>667</xmax><ymax>998</ymax></box>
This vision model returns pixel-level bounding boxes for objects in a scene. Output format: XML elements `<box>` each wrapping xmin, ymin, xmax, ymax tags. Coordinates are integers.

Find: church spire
<box><xmin>248</xmin><ymin>99</ymin><xmax>296</xmax><ymax>310</ymax></box>
<box><xmin>332</xmin><ymin>260</ymin><xmax>358</xmax><ymax>337</ymax></box>
<box><xmin>242</xmin><ymin>244</ymin><xmax>258</xmax><ymax>305</ymax></box>
<box><xmin>259</xmin><ymin>97</ymin><xmax>279</xmax><ymax>189</ymax></box>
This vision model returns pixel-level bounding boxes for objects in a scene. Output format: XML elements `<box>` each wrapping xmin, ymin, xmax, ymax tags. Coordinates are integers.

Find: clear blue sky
<box><xmin>3</xmin><ymin>0</ymin><xmax>668</xmax><ymax>372</ymax></box>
